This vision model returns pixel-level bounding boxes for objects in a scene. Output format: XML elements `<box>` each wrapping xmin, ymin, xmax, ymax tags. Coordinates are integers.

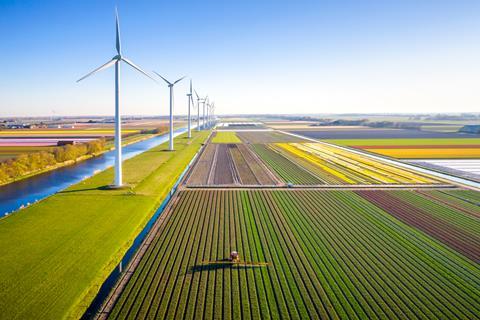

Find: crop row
<box><xmin>108</xmin><ymin>189</ymin><xmax>480</xmax><ymax>319</ymax></box>
<box><xmin>357</xmin><ymin>190</ymin><xmax>480</xmax><ymax>262</ymax></box>
<box><xmin>274</xmin><ymin>142</ymin><xmax>439</xmax><ymax>184</ymax></box>
<box><xmin>251</xmin><ymin>144</ymin><xmax>323</xmax><ymax>185</ymax></box>
<box><xmin>186</xmin><ymin>143</ymin><xmax>279</xmax><ymax>186</ymax></box>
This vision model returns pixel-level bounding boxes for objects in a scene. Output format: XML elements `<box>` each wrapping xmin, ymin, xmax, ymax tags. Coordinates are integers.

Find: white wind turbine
<box><xmin>203</xmin><ymin>96</ymin><xmax>209</xmax><ymax>129</ymax></box>
<box><xmin>206</xmin><ymin>100</ymin><xmax>211</xmax><ymax>128</ymax></box>
<box><xmin>77</xmin><ymin>9</ymin><xmax>155</xmax><ymax>187</ymax></box>
<box><xmin>194</xmin><ymin>90</ymin><xmax>204</xmax><ymax>131</ymax></box>
<box><xmin>210</xmin><ymin>102</ymin><xmax>215</xmax><ymax>125</ymax></box>
<box><xmin>154</xmin><ymin>72</ymin><xmax>185</xmax><ymax>150</ymax></box>
<box><xmin>186</xmin><ymin>79</ymin><xmax>194</xmax><ymax>138</ymax></box>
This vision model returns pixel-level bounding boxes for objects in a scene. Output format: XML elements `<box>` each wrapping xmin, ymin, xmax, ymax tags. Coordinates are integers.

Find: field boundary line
<box><xmin>185</xmin><ymin>184</ymin><xmax>458</xmax><ymax>191</ymax></box>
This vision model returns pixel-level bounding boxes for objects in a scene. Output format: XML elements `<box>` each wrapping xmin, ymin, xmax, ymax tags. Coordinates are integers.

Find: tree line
<box><xmin>0</xmin><ymin>139</ymin><xmax>105</xmax><ymax>183</ymax></box>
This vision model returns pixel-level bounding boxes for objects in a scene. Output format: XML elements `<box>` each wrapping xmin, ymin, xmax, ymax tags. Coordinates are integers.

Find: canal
<box><xmin>0</xmin><ymin>127</ymin><xmax>192</xmax><ymax>216</ymax></box>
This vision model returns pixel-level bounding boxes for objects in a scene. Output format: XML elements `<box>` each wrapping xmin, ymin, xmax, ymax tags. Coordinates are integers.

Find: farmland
<box><xmin>187</xmin><ymin>130</ymin><xmax>443</xmax><ymax>186</ymax></box>
<box><xmin>211</xmin><ymin>131</ymin><xmax>242</xmax><ymax>144</ymax></box>
<box><xmin>409</xmin><ymin>159</ymin><xmax>480</xmax><ymax>183</ymax></box>
<box><xmin>0</xmin><ymin>131</ymin><xmax>209</xmax><ymax>319</ymax></box>
<box><xmin>252</xmin><ymin>142</ymin><xmax>438</xmax><ymax>185</ymax></box>
<box><xmin>237</xmin><ymin>131</ymin><xmax>306</xmax><ymax>144</ymax></box>
<box><xmin>106</xmin><ymin>189</ymin><xmax>480</xmax><ymax>319</ymax></box>
<box><xmin>361</xmin><ymin>147</ymin><xmax>480</xmax><ymax>159</ymax></box>
<box><xmin>289</xmin><ymin>128</ymin><xmax>478</xmax><ymax>139</ymax></box>
<box><xmin>4</xmin><ymin>125</ymin><xmax>477</xmax><ymax>320</ymax></box>
<box><xmin>186</xmin><ymin>143</ymin><xmax>279</xmax><ymax>186</ymax></box>
<box><xmin>322</xmin><ymin>138</ymin><xmax>480</xmax><ymax>159</ymax></box>
<box><xmin>325</xmin><ymin>138</ymin><xmax>480</xmax><ymax>146</ymax></box>
<box><xmin>0</xmin><ymin>120</ymin><xmax>174</xmax><ymax>162</ymax></box>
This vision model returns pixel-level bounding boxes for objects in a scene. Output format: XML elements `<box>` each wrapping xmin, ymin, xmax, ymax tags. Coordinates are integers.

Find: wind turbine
<box><xmin>77</xmin><ymin>9</ymin><xmax>155</xmax><ymax>187</ymax></box>
<box><xmin>209</xmin><ymin>102</ymin><xmax>215</xmax><ymax>127</ymax></box>
<box><xmin>154</xmin><ymin>72</ymin><xmax>185</xmax><ymax>150</ymax></box>
<box><xmin>194</xmin><ymin>90</ymin><xmax>204</xmax><ymax>131</ymax></box>
<box><xmin>203</xmin><ymin>96</ymin><xmax>208</xmax><ymax>130</ymax></box>
<box><xmin>186</xmin><ymin>79</ymin><xmax>194</xmax><ymax>138</ymax></box>
<box><xmin>206</xmin><ymin>101</ymin><xmax>211</xmax><ymax>128</ymax></box>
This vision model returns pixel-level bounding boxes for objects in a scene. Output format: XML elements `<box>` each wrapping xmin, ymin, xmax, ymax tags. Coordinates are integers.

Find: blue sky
<box><xmin>1</xmin><ymin>0</ymin><xmax>480</xmax><ymax>116</ymax></box>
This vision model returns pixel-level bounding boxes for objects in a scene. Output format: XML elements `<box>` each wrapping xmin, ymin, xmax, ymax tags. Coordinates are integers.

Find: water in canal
<box><xmin>0</xmin><ymin>127</ymin><xmax>190</xmax><ymax>216</ymax></box>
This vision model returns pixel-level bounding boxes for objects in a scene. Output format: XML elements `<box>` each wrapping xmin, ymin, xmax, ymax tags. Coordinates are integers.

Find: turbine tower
<box><xmin>77</xmin><ymin>9</ymin><xmax>155</xmax><ymax>187</ymax></box>
<box><xmin>154</xmin><ymin>72</ymin><xmax>185</xmax><ymax>151</ymax></box>
<box><xmin>186</xmin><ymin>80</ymin><xmax>194</xmax><ymax>138</ymax></box>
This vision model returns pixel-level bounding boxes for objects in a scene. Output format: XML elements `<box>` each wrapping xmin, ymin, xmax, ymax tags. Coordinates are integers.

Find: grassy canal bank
<box><xmin>0</xmin><ymin>131</ymin><xmax>210</xmax><ymax>319</ymax></box>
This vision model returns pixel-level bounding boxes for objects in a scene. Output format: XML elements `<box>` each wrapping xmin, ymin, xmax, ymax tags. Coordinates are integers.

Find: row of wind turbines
<box><xmin>77</xmin><ymin>9</ymin><xmax>216</xmax><ymax>188</ymax></box>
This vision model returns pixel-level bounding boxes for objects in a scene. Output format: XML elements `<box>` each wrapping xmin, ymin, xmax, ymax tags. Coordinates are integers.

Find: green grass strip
<box><xmin>211</xmin><ymin>131</ymin><xmax>242</xmax><ymax>144</ymax></box>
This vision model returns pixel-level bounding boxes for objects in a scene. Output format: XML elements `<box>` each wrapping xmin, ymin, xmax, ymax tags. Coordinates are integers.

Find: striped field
<box><xmin>107</xmin><ymin>189</ymin><xmax>480</xmax><ymax>320</ymax></box>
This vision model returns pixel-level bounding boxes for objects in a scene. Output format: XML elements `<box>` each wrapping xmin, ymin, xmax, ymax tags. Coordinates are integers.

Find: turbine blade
<box><xmin>77</xmin><ymin>59</ymin><xmax>116</xmax><ymax>82</ymax></box>
<box><xmin>194</xmin><ymin>90</ymin><xmax>200</xmax><ymax>99</ymax></box>
<box><xmin>174</xmin><ymin>76</ymin><xmax>185</xmax><ymax>85</ymax></box>
<box><xmin>115</xmin><ymin>8</ymin><xmax>121</xmax><ymax>54</ymax></box>
<box><xmin>189</xmin><ymin>79</ymin><xmax>192</xmax><ymax>94</ymax></box>
<box><xmin>152</xmin><ymin>71</ymin><xmax>172</xmax><ymax>85</ymax></box>
<box><xmin>122</xmin><ymin>58</ymin><xmax>157</xmax><ymax>82</ymax></box>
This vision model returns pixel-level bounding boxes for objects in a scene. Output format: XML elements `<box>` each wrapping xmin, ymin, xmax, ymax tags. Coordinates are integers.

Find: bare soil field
<box><xmin>186</xmin><ymin>143</ymin><xmax>280</xmax><ymax>186</ymax></box>
<box><xmin>186</xmin><ymin>144</ymin><xmax>217</xmax><ymax>185</ymax></box>
<box><xmin>213</xmin><ymin>144</ymin><xmax>237</xmax><ymax>185</ymax></box>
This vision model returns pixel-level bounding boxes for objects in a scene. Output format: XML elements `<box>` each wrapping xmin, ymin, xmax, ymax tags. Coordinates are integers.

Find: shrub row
<box><xmin>0</xmin><ymin>139</ymin><xmax>105</xmax><ymax>183</ymax></box>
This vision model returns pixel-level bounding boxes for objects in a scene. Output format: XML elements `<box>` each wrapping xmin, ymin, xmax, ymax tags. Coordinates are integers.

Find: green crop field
<box><xmin>324</xmin><ymin>138</ymin><xmax>480</xmax><ymax>146</ymax></box>
<box><xmin>0</xmin><ymin>131</ymin><xmax>210</xmax><ymax>319</ymax></box>
<box><xmin>211</xmin><ymin>131</ymin><xmax>242</xmax><ymax>144</ymax></box>
<box><xmin>108</xmin><ymin>189</ymin><xmax>480</xmax><ymax>319</ymax></box>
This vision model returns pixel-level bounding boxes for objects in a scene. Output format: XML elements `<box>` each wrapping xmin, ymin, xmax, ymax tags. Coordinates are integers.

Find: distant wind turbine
<box><xmin>194</xmin><ymin>90</ymin><xmax>204</xmax><ymax>131</ymax></box>
<box><xmin>210</xmin><ymin>102</ymin><xmax>215</xmax><ymax>125</ymax></box>
<box><xmin>186</xmin><ymin>80</ymin><xmax>194</xmax><ymax>138</ymax></box>
<box><xmin>203</xmin><ymin>96</ymin><xmax>208</xmax><ymax>130</ymax></box>
<box><xmin>206</xmin><ymin>101</ymin><xmax>211</xmax><ymax>128</ymax></box>
<box><xmin>77</xmin><ymin>8</ymin><xmax>155</xmax><ymax>187</ymax></box>
<box><xmin>154</xmin><ymin>72</ymin><xmax>185</xmax><ymax>150</ymax></box>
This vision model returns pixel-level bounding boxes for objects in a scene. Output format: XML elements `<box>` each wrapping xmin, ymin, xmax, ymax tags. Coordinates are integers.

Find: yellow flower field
<box><xmin>273</xmin><ymin>142</ymin><xmax>438</xmax><ymax>184</ymax></box>
<box><xmin>366</xmin><ymin>148</ymin><xmax>480</xmax><ymax>159</ymax></box>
